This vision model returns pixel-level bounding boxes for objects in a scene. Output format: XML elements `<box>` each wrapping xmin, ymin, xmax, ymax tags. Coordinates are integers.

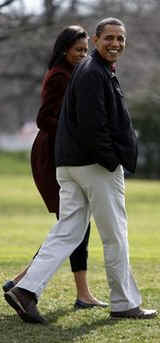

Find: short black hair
<box><xmin>48</xmin><ymin>25</ymin><xmax>89</xmax><ymax>69</ymax></box>
<box><xmin>96</xmin><ymin>17</ymin><xmax>126</xmax><ymax>37</ymax></box>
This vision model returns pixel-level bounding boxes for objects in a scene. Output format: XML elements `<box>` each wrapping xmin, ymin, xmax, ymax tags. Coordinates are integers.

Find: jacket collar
<box><xmin>91</xmin><ymin>49</ymin><xmax>116</xmax><ymax>79</ymax></box>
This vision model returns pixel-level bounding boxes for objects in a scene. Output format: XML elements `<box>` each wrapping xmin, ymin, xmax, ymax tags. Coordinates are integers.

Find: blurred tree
<box><xmin>0</xmin><ymin>0</ymin><xmax>15</xmax><ymax>8</ymax></box>
<box><xmin>70</xmin><ymin>0</ymin><xmax>79</xmax><ymax>14</ymax></box>
<box><xmin>43</xmin><ymin>0</ymin><xmax>58</xmax><ymax>24</ymax></box>
<box><xmin>131</xmin><ymin>67</ymin><xmax>160</xmax><ymax>178</ymax></box>
<box><xmin>0</xmin><ymin>0</ymin><xmax>160</xmax><ymax>179</ymax></box>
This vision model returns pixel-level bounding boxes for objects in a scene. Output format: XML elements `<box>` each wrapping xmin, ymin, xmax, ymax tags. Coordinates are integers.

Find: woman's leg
<box><xmin>70</xmin><ymin>224</ymin><xmax>95</xmax><ymax>304</ymax></box>
<box><xmin>61</xmin><ymin>216</ymin><xmax>107</xmax><ymax>306</ymax></box>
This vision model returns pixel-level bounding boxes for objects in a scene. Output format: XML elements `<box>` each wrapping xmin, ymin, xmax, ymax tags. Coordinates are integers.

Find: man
<box><xmin>4</xmin><ymin>17</ymin><xmax>157</xmax><ymax>323</ymax></box>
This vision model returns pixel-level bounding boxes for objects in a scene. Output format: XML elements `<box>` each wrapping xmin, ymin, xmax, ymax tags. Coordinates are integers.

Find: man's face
<box><xmin>93</xmin><ymin>24</ymin><xmax>126</xmax><ymax>63</ymax></box>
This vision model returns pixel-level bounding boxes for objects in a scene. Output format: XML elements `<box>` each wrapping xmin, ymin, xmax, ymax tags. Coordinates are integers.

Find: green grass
<box><xmin>0</xmin><ymin>151</ymin><xmax>160</xmax><ymax>342</ymax></box>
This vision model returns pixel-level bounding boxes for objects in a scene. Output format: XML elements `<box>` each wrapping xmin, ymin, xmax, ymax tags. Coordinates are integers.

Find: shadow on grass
<box><xmin>1</xmin><ymin>289</ymin><xmax>160</xmax><ymax>342</ymax></box>
<box><xmin>0</xmin><ymin>306</ymin><xmax>118</xmax><ymax>342</ymax></box>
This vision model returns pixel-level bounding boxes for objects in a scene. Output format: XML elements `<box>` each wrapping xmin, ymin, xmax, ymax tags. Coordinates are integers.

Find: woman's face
<box><xmin>66</xmin><ymin>38</ymin><xmax>88</xmax><ymax>65</ymax></box>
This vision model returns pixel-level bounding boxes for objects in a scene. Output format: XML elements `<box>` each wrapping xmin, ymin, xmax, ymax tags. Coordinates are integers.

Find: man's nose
<box><xmin>81</xmin><ymin>51</ymin><xmax>87</xmax><ymax>57</ymax></box>
<box><xmin>112</xmin><ymin>38</ymin><xmax>120</xmax><ymax>47</ymax></box>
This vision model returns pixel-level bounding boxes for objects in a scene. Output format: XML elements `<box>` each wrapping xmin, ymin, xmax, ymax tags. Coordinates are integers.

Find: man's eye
<box><xmin>105</xmin><ymin>36</ymin><xmax>112</xmax><ymax>40</ymax></box>
<box><xmin>118</xmin><ymin>37</ymin><xmax>125</xmax><ymax>42</ymax></box>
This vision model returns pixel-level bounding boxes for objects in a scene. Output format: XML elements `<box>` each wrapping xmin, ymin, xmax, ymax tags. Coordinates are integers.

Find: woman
<box><xmin>3</xmin><ymin>25</ymin><xmax>107</xmax><ymax>308</ymax></box>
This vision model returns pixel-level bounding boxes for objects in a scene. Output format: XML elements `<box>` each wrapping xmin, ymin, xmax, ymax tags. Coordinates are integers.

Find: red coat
<box><xmin>31</xmin><ymin>62</ymin><xmax>74</xmax><ymax>213</ymax></box>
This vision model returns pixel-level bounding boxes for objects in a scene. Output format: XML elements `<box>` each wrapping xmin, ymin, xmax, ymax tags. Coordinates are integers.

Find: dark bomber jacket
<box><xmin>55</xmin><ymin>49</ymin><xmax>137</xmax><ymax>173</ymax></box>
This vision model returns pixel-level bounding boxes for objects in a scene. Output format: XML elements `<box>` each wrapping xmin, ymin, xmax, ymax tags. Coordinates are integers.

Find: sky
<box><xmin>1</xmin><ymin>0</ymin><xmax>44</xmax><ymax>14</ymax></box>
<box><xmin>2</xmin><ymin>0</ymin><xmax>95</xmax><ymax>15</ymax></box>
<box><xmin>2</xmin><ymin>0</ymin><xmax>71</xmax><ymax>15</ymax></box>
<box><xmin>23</xmin><ymin>0</ymin><xmax>94</xmax><ymax>13</ymax></box>
<box><xmin>24</xmin><ymin>0</ymin><xmax>43</xmax><ymax>14</ymax></box>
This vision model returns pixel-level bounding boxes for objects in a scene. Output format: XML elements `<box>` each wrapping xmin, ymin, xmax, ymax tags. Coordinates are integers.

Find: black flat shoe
<box><xmin>2</xmin><ymin>280</ymin><xmax>15</xmax><ymax>292</ymax></box>
<box><xmin>74</xmin><ymin>299</ymin><xmax>108</xmax><ymax>309</ymax></box>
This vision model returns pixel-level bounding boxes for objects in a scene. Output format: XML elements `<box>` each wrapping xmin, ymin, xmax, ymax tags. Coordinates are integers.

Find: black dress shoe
<box><xmin>110</xmin><ymin>306</ymin><xmax>158</xmax><ymax>320</ymax></box>
<box><xmin>4</xmin><ymin>287</ymin><xmax>46</xmax><ymax>324</ymax></box>
<box><xmin>74</xmin><ymin>299</ymin><xmax>108</xmax><ymax>309</ymax></box>
<box><xmin>2</xmin><ymin>280</ymin><xmax>15</xmax><ymax>292</ymax></box>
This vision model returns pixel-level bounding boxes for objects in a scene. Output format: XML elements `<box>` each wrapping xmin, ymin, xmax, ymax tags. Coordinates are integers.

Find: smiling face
<box><xmin>66</xmin><ymin>38</ymin><xmax>88</xmax><ymax>66</ymax></box>
<box><xmin>93</xmin><ymin>24</ymin><xmax>126</xmax><ymax>64</ymax></box>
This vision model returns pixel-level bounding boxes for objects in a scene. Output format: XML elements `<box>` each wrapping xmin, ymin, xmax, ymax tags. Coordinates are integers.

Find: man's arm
<box><xmin>75</xmin><ymin>70</ymin><xmax>120</xmax><ymax>171</ymax></box>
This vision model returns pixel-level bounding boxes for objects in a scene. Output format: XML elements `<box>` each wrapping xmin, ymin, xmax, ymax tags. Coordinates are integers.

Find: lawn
<box><xmin>0</xmin><ymin>151</ymin><xmax>160</xmax><ymax>342</ymax></box>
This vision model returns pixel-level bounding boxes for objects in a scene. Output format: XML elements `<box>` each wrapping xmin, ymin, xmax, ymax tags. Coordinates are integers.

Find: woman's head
<box><xmin>48</xmin><ymin>25</ymin><xmax>89</xmax><ymax>69</ymax></box>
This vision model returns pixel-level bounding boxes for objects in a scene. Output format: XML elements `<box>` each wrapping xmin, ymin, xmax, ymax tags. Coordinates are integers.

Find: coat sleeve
<box><xmin>75</xmin><ymin>70</ymin><xmax>120</xmax><ymax>171</ymax></box>
<box><xmin>36</xmin><ymin>73</ymin><xmax>68</xmax><ymax>135</ymax></box>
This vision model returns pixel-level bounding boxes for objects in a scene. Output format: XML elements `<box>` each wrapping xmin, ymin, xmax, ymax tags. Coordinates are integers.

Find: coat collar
<box><xmin>90</xmin><ymin>49</ymin><xmax>116</xmax><ymax>79</ymax></box>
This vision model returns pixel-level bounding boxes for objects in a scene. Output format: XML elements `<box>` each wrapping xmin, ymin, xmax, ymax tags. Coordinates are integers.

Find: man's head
<box><xmin>92</xmin><ymin>17</ymin><xmax>126</xmax><ymax>64</ymax></box>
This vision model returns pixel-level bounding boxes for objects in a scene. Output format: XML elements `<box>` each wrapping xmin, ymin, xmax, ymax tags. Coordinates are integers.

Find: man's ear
<box><xmin>91</xmin><ymin>34</ymin><xmax>98</xmax><ymax>46</ymax></box>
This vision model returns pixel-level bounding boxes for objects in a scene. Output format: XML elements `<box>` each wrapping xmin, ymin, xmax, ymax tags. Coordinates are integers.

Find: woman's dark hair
<box><xmin>48</xmin><ymin>25</ymin><xmax>88</xmax><ymax>69</ymax></box>
<box><xmin>96</xmin><ymin>17</ymin><xmax>126</xmax><ymax>37</ymax></box>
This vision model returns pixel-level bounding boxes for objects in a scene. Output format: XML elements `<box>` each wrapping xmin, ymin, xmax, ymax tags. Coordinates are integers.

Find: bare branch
<box><xmin>0</xmin><ymin>0</ymin><xmax>16</xmax><ymax>9</ymax></box>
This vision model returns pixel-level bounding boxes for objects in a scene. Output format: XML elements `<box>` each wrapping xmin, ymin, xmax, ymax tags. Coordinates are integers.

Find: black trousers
<box><xmin>69</xmin><ymin>223</ymin><xmax>90</xmax><ymax>272</ymax></box>
<box><xmin>33</xmin><ymin>213</ymin><xmax>90</xmax><ymax>273</ymax></box>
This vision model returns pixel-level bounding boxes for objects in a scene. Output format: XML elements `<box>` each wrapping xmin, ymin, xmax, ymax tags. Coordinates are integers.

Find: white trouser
<box><xmin>17</xmin><ymin>164</ymin><xmax>141</xmax><ymax>311</ymax></box>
